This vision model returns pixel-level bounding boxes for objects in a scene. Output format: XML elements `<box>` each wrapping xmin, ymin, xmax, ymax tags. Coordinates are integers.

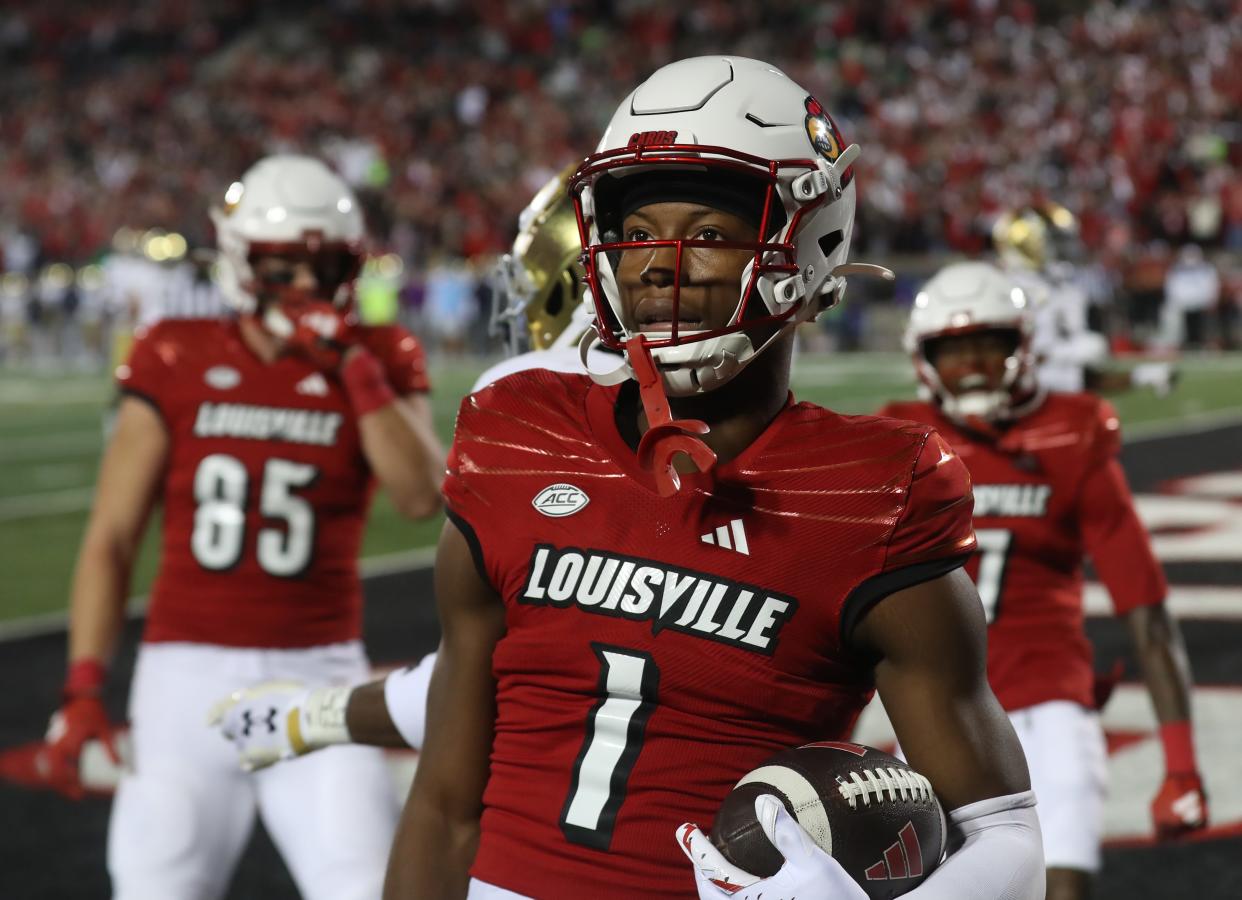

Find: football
<box><xmin>710</xmin><ymin>741</ymin><xmax>945</xmax><ymax>899</ymax></box>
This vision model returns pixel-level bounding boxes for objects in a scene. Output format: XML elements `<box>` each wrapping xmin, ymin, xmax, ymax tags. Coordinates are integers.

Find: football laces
<box><xmin>835</xmin><ymin>767</ymin><xmax>935</xmax><ymax>809</ymax></box>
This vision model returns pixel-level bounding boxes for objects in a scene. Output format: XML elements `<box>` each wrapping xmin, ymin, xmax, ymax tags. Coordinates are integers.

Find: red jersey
<box><xmin>443</xmin><ymin>370</ymin><xmax>975</xmax><ymax>899</ymax></box>
<box><xmin>879</xmin><ymin>394</ymin><xmax>1165</xmax><ymax>712</ymax></box>
<box><xmin>117</xmin><ymin>318</ymin><xmax>429</xmax><ymax>648</ymax></box>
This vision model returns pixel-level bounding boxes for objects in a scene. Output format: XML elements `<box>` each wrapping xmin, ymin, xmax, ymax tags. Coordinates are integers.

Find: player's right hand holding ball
<box><xmin>678</xmin><ymin>795</ymin><xmax>867</xmax><ymax>900</ymax></box>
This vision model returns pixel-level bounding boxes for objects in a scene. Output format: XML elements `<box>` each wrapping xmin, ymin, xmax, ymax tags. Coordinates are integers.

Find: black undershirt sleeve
<box><xmin>444</xmin><ymin>506</ymin><xmax>493</xmax><ymax>591</ymax></box>
<box><xmin>118</xmin><ymin>387</ymin><xmax>164</xmax><ymax>421</ymax></box>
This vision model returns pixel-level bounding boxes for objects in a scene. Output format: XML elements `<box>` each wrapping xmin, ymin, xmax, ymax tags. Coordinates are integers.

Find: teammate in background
<box><xmin>994</xmin><ymin>204</ymin><xmax>1175</xmax><ymax>397</ymax></box>
<box><xmin>384</xmin><ymin>57</ymin><xmax>1043</xmax><ymax>900</ymax></box>
<box><xmin>210</xmin><ymin>163</ymin><xmax>609</xmax><ymax>768</ymax></box>
<box><xmin>882</xmin><ymin>260</ymin><xmax>1207</xmax><ymax>900</ymax></box>
<box><xmin>39</xmin><ymin>154</ymin><xmax>444</xmax><ymax>900</ymax></box>
<box><xmin>479</xmin><ymin>161</ymin><xmax>617</xmax><ymax>386</ymax></box>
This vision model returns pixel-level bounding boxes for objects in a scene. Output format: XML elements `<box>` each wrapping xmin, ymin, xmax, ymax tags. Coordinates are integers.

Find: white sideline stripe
<box><xmin>0</xmin><ymin>432</ymin><xmax>103</xmax><ymax>461</ymax></box>
<box><xmin>0</xmin><ymin>487</ymin><xmax>96</xmax><ymax>522</ymax></box>
<box><xmin>0</xmin><ymin>383</ymin><xmax>112</xmax><ymax>404</ymax></box>
<box><xmin>0</xmin><ymin>546</ymin><xmax>438</xmax><ymax>642</ymax></box>
<box><xmin>1084</xmin><ymin>583</ymin><xmax>1242</xmax><ymax>620</ymax></box>
<box><xmin>1125</xmin><ymin>408</ymin><xmax>1242</xmax><ymax>442</ymax></box>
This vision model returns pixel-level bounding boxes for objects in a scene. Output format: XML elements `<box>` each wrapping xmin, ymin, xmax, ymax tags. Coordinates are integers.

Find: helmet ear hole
<box><xmin>817</xmin><ymin>230</ymin><xmax>844</xmax><ymax>259</ymax></box>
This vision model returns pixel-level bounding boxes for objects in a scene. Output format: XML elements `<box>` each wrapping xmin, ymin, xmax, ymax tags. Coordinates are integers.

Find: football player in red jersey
<box><xmin>384</xmin><ymin>57</ymin><xmax>1044</xmax><ymax>900</ymax></box>
<box><xmin>881</xmin><ymin>260</ymin><xmax>1207</xmax><ymax>900</ymax></box>
<box><xmin>207</xmin><ymin>164</ymin><xmax>613</xmax><ymax>771</ymax></box>
<box><xmin>40</xmin><ymin>154</ymin><xmax>444</xmax><ymax>900</ymax></box>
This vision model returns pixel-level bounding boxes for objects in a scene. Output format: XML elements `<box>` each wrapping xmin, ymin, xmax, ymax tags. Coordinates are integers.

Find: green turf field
<box><xmin>3</xmin><ymin>352</ymin><xmax>1241</xmax><ymax>623</ymax></box>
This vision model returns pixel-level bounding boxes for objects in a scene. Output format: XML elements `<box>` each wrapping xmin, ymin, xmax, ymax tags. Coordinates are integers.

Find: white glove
<box><xmin>677</xmin><ymin>794</ymin><xmax>868</xmax><ymax>900</ymax></box>
<box><xmin>208</xmin><ymin>680</ymin><xmax>352</xmax><ymax>771</ymax></box>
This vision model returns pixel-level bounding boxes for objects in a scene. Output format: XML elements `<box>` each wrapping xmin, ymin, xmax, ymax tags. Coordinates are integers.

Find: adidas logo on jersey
<box><xmin>701</xmin><ymin>518</ymin><xmax>749</xmax><ymax>555</ymax></box>
<box><xmin>864</xmin><ymin>821</ymin><xmax>925</xmax><ymax>881</ymax></box>
<box><xmin>295</xmin><ymin>373</ymin><xmax>329</xmax><ymax>397</ymax></box>
<box><xmin>973</xmin><ymin>483</ymin><xmax>1051</xmax><ymax>518</ymax></box>
<box><xmin>520</xmin><ymin>544</ymin><xmax>797</xmax><ymax>654</ymax></box>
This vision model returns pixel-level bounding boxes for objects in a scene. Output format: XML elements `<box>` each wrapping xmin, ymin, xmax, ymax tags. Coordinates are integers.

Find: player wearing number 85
<box><xmin>40</xmin><ymin>154</ymin><xmax>444</xmax><ymax>900</ymax></box>
<box><xmin>880</xmin><ymin>260</ymin><xmax>1207</xmax><ymax>900</ymax></box>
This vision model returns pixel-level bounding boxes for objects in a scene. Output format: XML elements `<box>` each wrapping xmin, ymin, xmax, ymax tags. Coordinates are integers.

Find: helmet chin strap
<box><xmin>578</xmin><ymin>328</ymin><xmax>631</xmax><ymax>385</ymax></box>
<box><xmin>944</xmin><ymin>391</ymin><xmax>1008</xmax><ymax>439</ymax></box>
<box><xmin>624</xmin><ymin>335</ymin><xmax>716</xmax><ymax>497</ymax></box>
<box><xmin>262</xmin><ymin>303</ymin><xmax>295</xmax><ymax>339</ymax></box>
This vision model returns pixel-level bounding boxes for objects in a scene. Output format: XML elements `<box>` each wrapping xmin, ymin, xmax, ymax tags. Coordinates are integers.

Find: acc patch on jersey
<box><xmin>204</xmin><ymin>365</ymin><xmax>241</xmax><ymax>390</ymax></box>
<box><xmin>532</xmin><ymin>483</ymin><xmax>590</xmax><ymax>517</ymax></box>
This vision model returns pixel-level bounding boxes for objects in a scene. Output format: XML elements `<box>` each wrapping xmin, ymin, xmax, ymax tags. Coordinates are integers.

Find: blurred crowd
<box><xmin>1</xmin><ymin>0</ymin><xmax>1239</xmax><ymax>365</ymax></box>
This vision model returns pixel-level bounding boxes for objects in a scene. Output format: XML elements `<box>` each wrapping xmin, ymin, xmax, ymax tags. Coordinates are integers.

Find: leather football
<box><xmin>710</xmin><ymin>741</ymin><xmax>946</xmax><ymax>899</ymax></box>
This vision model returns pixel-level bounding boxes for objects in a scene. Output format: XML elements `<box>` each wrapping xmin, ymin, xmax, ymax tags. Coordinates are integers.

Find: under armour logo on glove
<box><xmin>240</xmin><ymin>710</ymin><xmax>254</xmax><ymax>737</ymax></box>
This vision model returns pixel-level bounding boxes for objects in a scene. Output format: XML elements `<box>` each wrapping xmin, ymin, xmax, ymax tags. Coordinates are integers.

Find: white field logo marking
<box><xmin>533</xmin><ymin>483</ymin><xmax>590</xmax><ymax>518</ymax></box>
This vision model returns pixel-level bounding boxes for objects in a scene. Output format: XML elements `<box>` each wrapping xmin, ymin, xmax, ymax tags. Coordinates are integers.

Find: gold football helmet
<box><xmin>491</xmin><ymin>163</ymin><xmax>588</xmax><ymax>353</ymax></box>
<box><xmin>993</xmin><ymin>203</ymin><xmax>1078</xmax><ymax>271</ymax></box>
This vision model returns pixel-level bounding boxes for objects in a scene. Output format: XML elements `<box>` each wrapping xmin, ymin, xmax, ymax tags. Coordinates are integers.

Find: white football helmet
<box><xmin>210</xmin><ymin>154</ymin><xmax>365</xmax><ymax>313</ymax></box>
<box><xmin>904</xmin><ymin>261</ymin><xmax>1042</xmax><ymax>424</ymax></box>
<box><xmin>570</xmin><ymin>56</ymin><xmax>886</xmax><ymax>396</ymax></box>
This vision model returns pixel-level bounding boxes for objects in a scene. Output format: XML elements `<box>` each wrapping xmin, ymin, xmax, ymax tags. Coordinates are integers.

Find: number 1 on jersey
<box><xmin>560</xmin><ymin>645</ymin><xmax>660</xmax><ymax>850</ymax></box>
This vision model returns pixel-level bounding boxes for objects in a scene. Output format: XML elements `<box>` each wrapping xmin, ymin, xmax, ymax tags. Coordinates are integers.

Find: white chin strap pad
<box><xmin>949</xmin><ymin>390</ymin><xmax>1007</xmax><ymax>421</ymax></box>
<box><xmin>262</xmin><ymin>305</ymin><xmax>295</xmax><ymax>339</ymax></box>
<box><xmin>579</xmin><ymin>330</ymin><xmax>632</xmax><ymax>386</ymax></box>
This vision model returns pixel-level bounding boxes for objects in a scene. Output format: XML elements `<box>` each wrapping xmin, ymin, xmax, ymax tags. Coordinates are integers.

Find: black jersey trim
<box><xmin>118</xmin><ymin>386</ymin><xmax>165</xmax><ymax>422</ymax></box>
<box><xmin>444</xmin><ymin>506</ymin><xmax>492</xmax><ymax>590</ymax></box>
<box><xmin>839</xmin><ymin>553</ymin><xmax>972</xmax><ymax>647</ymax></box>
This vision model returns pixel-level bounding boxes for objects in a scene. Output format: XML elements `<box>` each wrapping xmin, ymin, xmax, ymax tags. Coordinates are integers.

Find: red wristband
<box><xmin>341</xmin><ymin>349</ymin><xmax>397</xmax><ymax>417</ymax></box>
<box><xmin>64</xmin><ymin>658</ymin><xmax>107</xmax><ymax>699</ymax></box>
<box><xmin>1159</xmin><ymin>720</ymin><xmax>1197</xmax><ymax>775</ymax></box>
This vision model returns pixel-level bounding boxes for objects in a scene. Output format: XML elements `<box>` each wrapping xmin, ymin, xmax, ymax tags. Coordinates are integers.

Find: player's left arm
<box><xmin>682</xmin><ymin>571</ymin><xmax>1042</xmax><ymax>900</ymax></box>
<box><xmin>342</xmin><ymin>344</ymin><xmax>445</xmax><ymax>520</ymax></box>
<box><xmin>385</xmin><ymin>518</ymin><xmax>505</xmax><ymax>899</ymax></box>
<box><xmin>1078</xmin><ymin>410</ymin><xmax>1207</xmax><ymax>835</ymax></box>
<box><xmin>844</xmin><ymin>430</ymin><xmax>1040</xmax><ymax>895</ymax></box>
<box><xmin>849</xmin><ymin>569</ymin><xmax>1044</xmax><ymax>899</ymax></box>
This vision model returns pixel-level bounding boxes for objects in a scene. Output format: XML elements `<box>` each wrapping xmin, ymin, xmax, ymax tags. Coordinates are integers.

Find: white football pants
<box><xmin>108</xmin><ymin>641</ymin><xmax>398</xmax><ymax>900</ymax></box>
<box><xmin>1008</xmin><ymin>699</ymin><xmax>1108</xmax><ymax>872</ymax></box>
<box><xmin>890</xmin><ymin>697</ymin><xmax>1106</xmax><ymax>872</ymax></box>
